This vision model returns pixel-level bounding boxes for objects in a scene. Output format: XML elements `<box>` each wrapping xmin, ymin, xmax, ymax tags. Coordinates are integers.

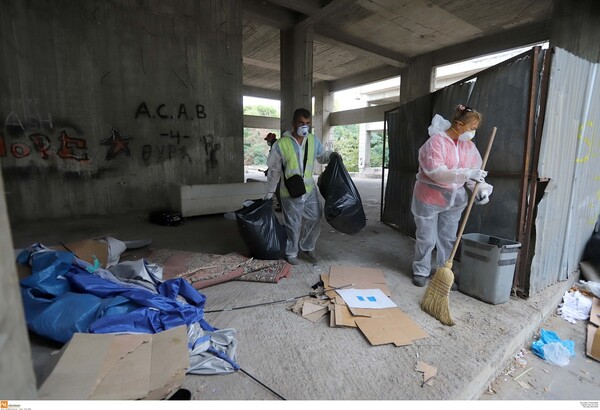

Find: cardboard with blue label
<box><xmin>324</xmin><ymin>265</ymin><xmax>429</xmax><ymax>346</ymax></box>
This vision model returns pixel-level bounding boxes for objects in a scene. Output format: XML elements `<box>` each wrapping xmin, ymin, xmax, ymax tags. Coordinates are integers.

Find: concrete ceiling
<box><xmin>242</xmin><ymin>0</ymin><xmax>554</xmax><ymax>99</ymax></box>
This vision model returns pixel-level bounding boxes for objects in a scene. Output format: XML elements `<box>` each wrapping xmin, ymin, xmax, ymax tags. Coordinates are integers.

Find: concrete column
<box><xmin>358</xmin><ymin>123</ymin><xmax>369</xmax><ymax>172</ymax></box>
<box><xmin>0</xmin><ymin>170</ymin><xmax>37</xmax><ymax>399</ymax></box>
<box><xmin>280</xmin><ymin>26</ymin><xmax>314</xmax><ymax>133</ymax></box>
<box><xmin>550</xmin><ymin>0</ymin><xmax>600</xmax><ymax>63</ymax></box>
<box><xmin>399</xmin><ymin>54</ymin><xmax>434</xmax><ymax>104</ymax></box>
<box><xmin>313</xmin><ymin>81</ymin><xmax>333</xmax><ymax>173</ymax></box>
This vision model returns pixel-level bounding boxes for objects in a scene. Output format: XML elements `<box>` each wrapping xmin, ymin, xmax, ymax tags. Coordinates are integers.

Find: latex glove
<box><xmin>467</xmin><ymin>169</ymin><xmax>487</xmax><ymax>183</ymax></box>
<box><xmin>475</xmin><ymin>189</ymin><xmax>490</xmax><ymax>205</ymax></box>
<box><xmin>264</xmin><ymin>192</ymin><xmax>274</xmax><ymax>200</ymax></box>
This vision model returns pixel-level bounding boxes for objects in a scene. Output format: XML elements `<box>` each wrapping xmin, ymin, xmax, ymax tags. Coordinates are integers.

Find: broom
<box><xmin>420</xmin><ymin>126</ymin><xmax>497</xmax><ymax>326</ymax></box>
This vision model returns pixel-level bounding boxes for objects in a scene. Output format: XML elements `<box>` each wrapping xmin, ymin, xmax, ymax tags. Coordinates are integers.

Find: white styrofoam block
<box><xmin>173</xmin><ymin>182</ymin><xmax>266</xmax><ymax>217</ymax></box>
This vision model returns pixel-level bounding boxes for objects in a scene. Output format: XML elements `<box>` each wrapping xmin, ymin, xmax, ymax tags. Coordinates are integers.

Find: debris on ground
<box><xmin>287</xmin><ymin>265</ymin><xmax>429</xmax><ymax>347</ymax></box>
<box><xmin>414</xmin><ymin>361</ymin><xmax>437</xmax><ymax>387</ymax></box>
<box><xmin>557</xmin><ymin>289</ymin><xmax>593</xmax><ymax>323</ymax></box>
<box><xmin>531</xmin><ymin>329</ymin><xmax>575</xmax><ymax>367</ymax></box>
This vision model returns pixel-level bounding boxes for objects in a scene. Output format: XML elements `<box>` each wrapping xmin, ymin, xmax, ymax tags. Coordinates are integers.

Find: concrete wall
<box><xmin>0</xmin><ymin>0</ymin><xmax>243</xmax><ymax>222</ymax></box>
<box><xmin>0</xmin><ymin>169</ymin><xmax>37</xmax><ymax>398</ymax></box>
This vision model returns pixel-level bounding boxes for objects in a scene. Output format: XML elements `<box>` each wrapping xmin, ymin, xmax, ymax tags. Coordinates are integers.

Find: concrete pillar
<box><xmin>358</xmin><ymin>123</ymin><xmax>369</xmax><ymax>172</ymax></box>
<box><xmin>399</xmin><ymin>54</ymin><xmax>434</xmax><ymax>104</ymax></box>
<box><xmin>280</xmin><ymin>26</ymin><xmax>314</xmax><ymax>133</ymax></box>
<box><xmin>550</xmin><ymin>0</ymin><xmax>600</xmax><ymax>63</ymax></box>
<box><xmin>0</xmin><ymin>170</ymin><xmax>37</xmax><ymax>399</ymax></box>
<box><xmin>313</xmin><ymin>81</ymin><xmax>333</xmax><ymax>173</ymax></box>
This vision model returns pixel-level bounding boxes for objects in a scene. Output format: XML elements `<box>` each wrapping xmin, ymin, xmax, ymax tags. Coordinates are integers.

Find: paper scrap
<box><xmin>415</xmin><ymin>361</ymin><xmax>437</xmax><ymax>387</ymax></box>
<box><xmin>336</xmin><ymin>288</ymin><xmax>397</xmax><ymax>309</ymax></box>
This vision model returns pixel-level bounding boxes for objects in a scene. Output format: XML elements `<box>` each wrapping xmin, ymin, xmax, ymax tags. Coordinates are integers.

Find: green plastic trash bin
<box><xmin>458</xmin><ymin>233</ymin><xmax>521</xmax><ymax>305</ymax></box>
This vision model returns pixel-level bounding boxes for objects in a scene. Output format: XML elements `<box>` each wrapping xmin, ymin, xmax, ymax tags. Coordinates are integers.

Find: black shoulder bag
<box><xmin>283</xmin><ymin>145</ymin><xmax>309</xmax><ymax>198</ymax></box>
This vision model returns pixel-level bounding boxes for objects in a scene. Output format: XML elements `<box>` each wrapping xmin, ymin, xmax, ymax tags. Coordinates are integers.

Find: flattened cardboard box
<box><xmin>328</xmin><ymin>265</ymin><xmax>391</xmax><ymax>295</ymax></box>
<box><xmin>16</xmin><ymin>239</ymin><xmax>110</xmax><ymax>280</ymax></box>
<box><xmin>324</xmin><ymin>266</ymin><xmax>429</xmax><ymax>345</ymax></box>
<box><xmin>38</xmin><ymin>325</ymin><xmax>189</xmax><ymax>400</ymax></box>
<box><xmin>587</xmin><ymin>296</ymin><xmax>600</xmax><ymax>362</ymax></box>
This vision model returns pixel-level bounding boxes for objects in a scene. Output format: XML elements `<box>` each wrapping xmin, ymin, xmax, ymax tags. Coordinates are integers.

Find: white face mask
<box><xmin>296</xmin><ymin>125</ymin><xmax>309</xmax><ymax>137</ymax></box>
<box><xmin>458</xmin><ymin>130</ymin><xmax>476</xmax><ymax>141</ymax></box>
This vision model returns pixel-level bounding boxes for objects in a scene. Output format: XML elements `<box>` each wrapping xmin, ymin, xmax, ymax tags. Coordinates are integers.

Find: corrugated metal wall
<box><xmin>530</xmin><ymin>48</ymin><xmax>600</xmax><ymax>294</ymax></box>
<box><xmin>383</xmin><ymin>50</ymin><xmax>538</xmax><ymax>242</ymax></box>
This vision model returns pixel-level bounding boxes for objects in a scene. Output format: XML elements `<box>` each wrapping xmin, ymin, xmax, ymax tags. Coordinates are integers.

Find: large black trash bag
<box><xmin>318</xmin><ymin>153</ymin><xmax>366</xmax><ymax>234</ymax></box>
<box><xmin>235</xmin><ymin>199</ymin><xmax>287</xmax><ymax>260</ymax></box>
<box><xmin>584</xmin><ymin>215</ymin><xmax>600</xmax><ymax>264</ymax></box>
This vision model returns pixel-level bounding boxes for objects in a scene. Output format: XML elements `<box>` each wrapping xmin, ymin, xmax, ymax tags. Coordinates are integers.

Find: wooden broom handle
<box><xmin>447</xmin><ymin>126</ymin><xmax>497</xmax><ymax>261</ymax></box>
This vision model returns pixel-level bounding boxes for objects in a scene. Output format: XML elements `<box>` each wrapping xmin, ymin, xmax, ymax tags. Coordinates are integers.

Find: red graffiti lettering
<box><xmin>11</xmin><ymin>143</ymin><xmax>31</xmax><ymax>158</ymax></box>
<box><xmin>0</xmin><ymin>133</ymin><xmax>5</xmax><ymax>157</ymax></box>
<box><xmin>29</xmin><ymin>133</ymin><xmax>52</xmax><ymax>159</ymax></box>
<box><xmin>57</xmin><ymin>130</ymin><xmax>89</xmax><ymax>161</ymax></box>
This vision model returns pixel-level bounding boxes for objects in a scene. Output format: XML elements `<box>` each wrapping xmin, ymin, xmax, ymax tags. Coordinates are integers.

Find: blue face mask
<box><xmin>296</xmin><ymin>125</ymin><xmax>309</xmax><ymax>137</ymax></box>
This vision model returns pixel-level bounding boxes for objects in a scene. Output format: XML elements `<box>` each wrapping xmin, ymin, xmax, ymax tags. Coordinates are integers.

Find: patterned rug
<box><xmin>146</xmin><ymin>249</ymin><xmax>291</xmax><ymax>289</ymax></box>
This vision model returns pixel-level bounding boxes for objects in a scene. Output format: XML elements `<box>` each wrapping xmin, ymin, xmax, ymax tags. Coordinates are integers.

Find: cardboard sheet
<box><xmin>334</xmin><ymin>303</ymin><xmax>358</xmax><ymax>328</ymax></box>
<box><xmin>302</xmin><ymin>300</ymin><xmax>329</xmax><ymax>323</ymax></box>
<box><xmin>354</xmin><ymin>308</ymin><xmax>429</xmax><ymax>347</ymax></box>
<box><xmin>328</xmin><ymin>266</ymin><xmax>391</xmax><ymax>295</ymax></box>
<box><xmin>322</xmin><ymin>267</ymin><xmax>429</xmax><ymax>347</ymax></box>
<box><xmin>590</xmin><ymin>296</ymin><xmax>600</xmax><ymax>327</ymax></box>
<box><xmin>586</xmin><ymin>324</ymin><xmax>600</xmax><ymax>362</ymax></box>
<box><xmin>38</xmin><ymin>326</ymin><xmax>189</xmax><ymax>400</ymax></box>
<box><xmin>587</xmin><ymin>297</ymin><xmax>600</xmax><ymax>362</ymax></box>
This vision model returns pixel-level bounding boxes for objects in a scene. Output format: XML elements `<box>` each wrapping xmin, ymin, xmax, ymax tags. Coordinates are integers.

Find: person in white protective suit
<box><xmin>411</xmin><ymin>105</ymin><xmax>493</xmax><ymax>287</ymax></box>
<box><xmin>264</xmin><ymin>108</ymin><xmax>334</xmax><ymax>265</ymax></box>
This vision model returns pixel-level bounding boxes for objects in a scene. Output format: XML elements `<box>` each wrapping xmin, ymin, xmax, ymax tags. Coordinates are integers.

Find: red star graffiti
<box><xmin>100</xmin><ymin>128</ymin><xmax>134</xmax><ymax>160</ymax></box>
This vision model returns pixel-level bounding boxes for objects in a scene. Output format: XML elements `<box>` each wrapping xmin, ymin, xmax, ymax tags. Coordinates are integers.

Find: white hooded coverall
<box><xmin>266</xmin><ymin>130</ymin><xmax>331</xmax><ymax>259</ymax></box>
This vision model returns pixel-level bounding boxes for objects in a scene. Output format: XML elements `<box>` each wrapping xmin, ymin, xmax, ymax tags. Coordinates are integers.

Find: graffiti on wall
<box><xmin>100</xmin><ymin>128</ymin><xmax>134</xmax><ymax>160</ymax></box>
<box><xmin>201</xmin><ymin>134</ymin><xmax>221</xmax><ymax>170</ymax></box>
<box><xmin>134</xmin><ymin>102</ymin><xmax>207</xmax><ymax>120</ymax></box>
<box><xmin>2</xmin><ymin>102</ymin><xmax>221</xmax><ymax>168</ymax></box>
<box><xmin>1</xmin><ymin>111</ymin><xmax>89</xmax><ymax>161</ymax></box>
<box><xmin>135</xmin><ymin>102</ymin><xmax>215</xmax><ymax>166</ymax></box>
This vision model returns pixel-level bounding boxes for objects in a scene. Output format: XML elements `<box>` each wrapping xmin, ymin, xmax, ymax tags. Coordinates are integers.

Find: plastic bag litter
<box><xmin>235</xmin><ymin>198</ymin><xmax>287</xmax><ymax>260</ymax></box>
<box><xmin>317</xmin><ymin>153</ymin><xmax>366</xmax><ymax>234</ymax></box>
<box><xmin>557</xmin><ymin>290</ymin><xmax>592</xmax><ymax>323</ymax></box>
<box><xmin>542</xmin><ymin>342</ymin><xmax>572</xmax><ymax>367</ymax></box>
<box><xmin>574</xmin><ymin>280</ymin><xmax>600</xmax><ymax>298</ymax></box>
<box><xmin>531</xmin><ymin>328</ymin><xmax>575</xmax><ymax>366</ymax></box>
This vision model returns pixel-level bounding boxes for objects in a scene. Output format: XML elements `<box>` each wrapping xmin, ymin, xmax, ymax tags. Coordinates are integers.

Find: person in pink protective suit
<box><xmin>411</xmin><ymin>105</ymin><xmax>493</xmax><ymax>287</ymax></box>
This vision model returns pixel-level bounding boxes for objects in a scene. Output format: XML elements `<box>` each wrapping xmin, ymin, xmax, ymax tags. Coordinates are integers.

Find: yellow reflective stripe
<box><xmin>278</xmin><ymin>134</ymin><xmax>316</xmax><ymax>197</ymax></box>
<box><xmin>278</xmin><ymin>137</ymin><xmax>300</xmax><ymax>179</ymax></box>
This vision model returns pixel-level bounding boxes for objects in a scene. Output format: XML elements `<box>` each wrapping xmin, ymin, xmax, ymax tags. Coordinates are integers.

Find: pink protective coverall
<box><xmin>411</xmin><ymin>114</ymin><xmax>493</xmax><ymax>278</ymax></box>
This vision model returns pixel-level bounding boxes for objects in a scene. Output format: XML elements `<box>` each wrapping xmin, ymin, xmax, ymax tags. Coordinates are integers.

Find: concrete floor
<box><xmin>11</xmin><ymin>176</ymin><xmax>595</xmax><ymax>400</ymax></box>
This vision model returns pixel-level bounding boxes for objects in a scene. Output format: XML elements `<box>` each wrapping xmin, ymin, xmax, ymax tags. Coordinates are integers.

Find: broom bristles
<box><xmin>420</xmin><ymin>262</ymin><xmax>455</xmax><ymax>326</ymax></box>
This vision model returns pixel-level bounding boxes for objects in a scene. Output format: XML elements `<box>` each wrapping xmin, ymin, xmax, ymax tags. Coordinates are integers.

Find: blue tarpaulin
<box><xmin>18</xmin><ymin>244</ymin><xmax>215</xmax><ymax>343</ymax></box>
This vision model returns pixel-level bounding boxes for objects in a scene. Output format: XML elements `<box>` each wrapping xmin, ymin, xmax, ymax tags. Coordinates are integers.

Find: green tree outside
<box><xmin>370</xmin><ymin>131</ymin><xmax>389</xmax><ymax>168</ymax></box>
<box><xmin>243</xmin><ymin>105</ymin><xmax>279</xmax><ymax>166</ymax></box>
<box><xmin>332</xmin><ymin>124</ymin><xmax>359</xmax><ymax>172</ymax></box>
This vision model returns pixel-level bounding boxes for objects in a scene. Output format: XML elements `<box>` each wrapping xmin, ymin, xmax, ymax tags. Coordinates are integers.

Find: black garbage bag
<box><xmin>583</xmin><ymin>215</ymin><xmax>600</xmax><ymax>264</ymax></box>
<box><xmin>235</xmin><ymin>199</ymin><xmax>287</xmax><ymax>260</ymax></box>
<box><xmin>318</xmin><ymin>153</ymin><xmax>366</xmax><ymax>234</ymax></box>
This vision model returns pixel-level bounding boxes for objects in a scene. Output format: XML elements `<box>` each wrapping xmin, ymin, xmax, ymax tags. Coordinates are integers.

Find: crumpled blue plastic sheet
<box><xmin>18</xmin><ymin>244</ymin><xmax>215</xmax><ymax>343</ymax></box>
<box><xmin>531</xmin><ymin>328</ymin><xmax>575</xmax><ymax>360</ymax></box>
